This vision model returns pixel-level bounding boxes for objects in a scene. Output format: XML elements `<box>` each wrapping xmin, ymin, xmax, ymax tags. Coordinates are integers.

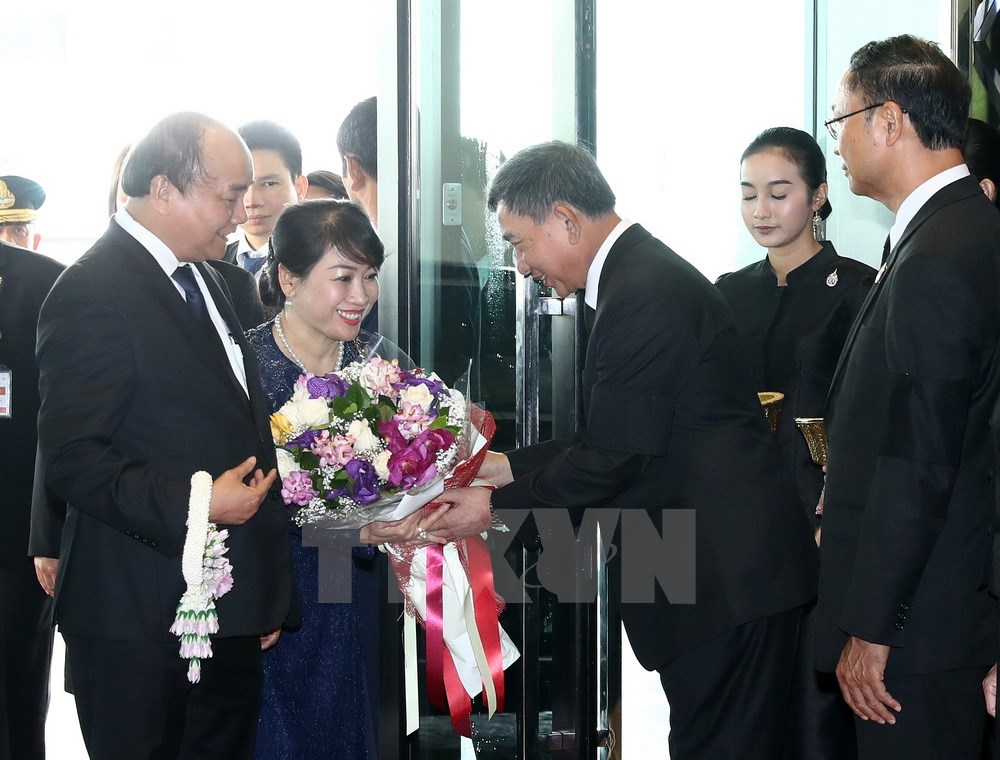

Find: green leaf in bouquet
<box><xmin>361</xmin><ymin>406</ymin><xmax>383</xmax><ymax>427</ymax></box>
<box><xmin>299</xmin><ymin>450</ymin><xmax>320</xmax><ymax>471</ymax></box>
<box><xmin>332</xmin><ymin>396</ymin><xmax>359</xmax><ymax>418</ymax></box>
<box><xmin>376</xmin><ymin>397</ymin><xmax>397</xmax><ymax>421</ymax></box>
<box><xmin>429</xmin><ymin>414</ymin><xmax>451</xmax><ymax>430</ymax></box>
<box><xmin>346</xmin><ymin>382</ymin><xmax>371</xmax><ymax>409</ymax></box>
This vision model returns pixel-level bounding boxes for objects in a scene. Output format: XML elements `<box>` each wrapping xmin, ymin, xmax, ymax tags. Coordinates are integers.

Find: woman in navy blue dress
<box><xmin>249</xmin><ymin>199</ymin><xmax>383</xmax><ymax>759</ymax></box>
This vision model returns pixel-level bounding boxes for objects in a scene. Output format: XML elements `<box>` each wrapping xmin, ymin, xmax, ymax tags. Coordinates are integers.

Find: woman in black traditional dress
<box><xmin>716</xmin><ymin>127</ymin><xmax>875</xmax><ymax>760</ymax></box>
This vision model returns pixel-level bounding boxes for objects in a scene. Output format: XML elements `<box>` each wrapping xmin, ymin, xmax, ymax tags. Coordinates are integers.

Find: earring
<box><xmin>284</xmin><ymin>297</ymin><xmax>293</xmax><ymax>310</ymax></box>
<box><xmin>812</xmin><ymin>211</ymin><xmax>824</xmax><ymax>241</ymax></box>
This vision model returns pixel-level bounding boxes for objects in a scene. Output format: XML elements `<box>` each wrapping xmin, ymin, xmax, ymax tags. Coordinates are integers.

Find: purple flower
<box><xmin>346</xmin><ymin>459</ymin><xmax>381</xmax><ymax>504</ymax></box>
<box><xmin>394</xmin><ymin>376</ymin><xmax>446</xmax><ymax>398</ymax></box>
<box><xmin>287</xmin><ymin>429</ymin><xmax>320</xmax><ymax>449</ymax></box>
<box><xmin>306</xmin><ymin>374</ymin><xmax>349</xmax><ymax>399</ymax></box>
<box><xmin>280</xmin><ymin>470</ymin><xmax>316</xmax><ymax>506</ymax></box>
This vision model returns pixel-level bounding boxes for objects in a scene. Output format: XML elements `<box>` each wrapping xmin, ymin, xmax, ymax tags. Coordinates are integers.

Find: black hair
<box><xmin>121</xmin><ymin>112</ymin><xmax>216</xmax><ymax>198</ymax></box>
<box><xmin>336</xmin><ymin>97</ymin><xmax>377</xmax><ymax>180</ymax></box>
<box><xmin>963</xmin><ymin>118</ymin><xmax>1000</xmax><ymax>209</ymax></box>
<box><xmin>741</xmin><ymin>127</ymin><xmax>833</xmax><ymax>220</ymax></box>
<box><xmin>260</xmin><ymin>199</ymin><xmax>384</xmax><ymax>318</ymax></box>
<box><xmin>486</xmin><ymin>141</ymin><xmax>615</xmax><ymax>223</ymax></box>
<box><xmin>306</xmin><ymin>170</ymin><xmax>349</xmax><ymax>200</ymax></box>
<box><xmin>846</xmin><ymin>34</ymin><xmax>970</xmax><ymax>150</ymax></box>
<box><xmin>238</xmin><ymin>120</ymin><xmax>303</xmax><ymax>178</ymax></box>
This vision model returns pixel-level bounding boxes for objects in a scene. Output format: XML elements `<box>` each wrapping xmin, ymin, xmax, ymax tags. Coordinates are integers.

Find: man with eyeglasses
<box><xmin>815</xmin><ymin>34</ymin><xmax>1000</xmax><ymax>760</ymax></box>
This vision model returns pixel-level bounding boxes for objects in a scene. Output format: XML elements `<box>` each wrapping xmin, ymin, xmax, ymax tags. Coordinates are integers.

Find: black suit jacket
<box><xmin>0</xmin><ymin>242</ymin><xmax>64</xmax><ymax>569</ymax></box>
<box><xmin>27</xmin><ymin>258</ymin><xmax>264</xmax><ymax>562</ymax></box>
<box><xmin>222</xmin><ymin>239</ymin><xmax>238</xmax><ymax>265</ymax></box>
<box><xmin>492</xmin><ymin>224</ymin><xmax>817</xmax><ymax>670</ymax></box>
<box><xmin>816</xmin><ymin>175</ymin><xmax>1000</xmax><ymax>674</ymax></box>
<box><xmin>35</xmin><ymin>219</ymin><xmax>295</xmax><ymax>641</ymax></box>
<box><xmin>207</xmin><ymin>259</ymin><xmax>265</xmax><ymax>330</ymax></box>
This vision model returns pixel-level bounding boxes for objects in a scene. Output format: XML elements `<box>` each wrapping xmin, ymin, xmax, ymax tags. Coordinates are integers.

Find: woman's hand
<box><xmin>361</xmin><ymin>508</ymin><xmax>448</xmax><ymax>546</ymax></box>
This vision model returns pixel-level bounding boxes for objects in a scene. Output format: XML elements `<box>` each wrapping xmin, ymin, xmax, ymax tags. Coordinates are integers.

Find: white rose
<box><xmin>275</xmin><ymin>448</ymin><xmax>298</xmax><ymax>479</ymax></box>
<box><xmin>287</xmin><ymin>398</ymin><xmax>330</xmax><ymax>428</ymax></box>
<box><xmin>400</xmin><ymin>383</ymin><xmax>434</xmax><ymax>410</ymax></box>
<box><xmin>373</xmin><ymin>449</ymin><xmax>392</xmax><ymax>481</ymax></box>
<box><xmin>347</xmin><ymin>419</ymin><xmax>379</xmax><ymax>453</ymax></box>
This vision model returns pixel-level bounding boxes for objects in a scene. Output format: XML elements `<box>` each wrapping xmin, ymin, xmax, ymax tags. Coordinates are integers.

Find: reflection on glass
<box><xmin>410</xmin><ymin>0</ymin><xmax>574</xmax><ymax>756</ymax></box>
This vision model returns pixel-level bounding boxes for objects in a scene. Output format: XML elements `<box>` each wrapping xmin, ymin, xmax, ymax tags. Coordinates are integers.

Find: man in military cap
<box><xmin>0</xmin><ymin>176</ymin><xmax>45</xmax><ymax>251</ymax></box>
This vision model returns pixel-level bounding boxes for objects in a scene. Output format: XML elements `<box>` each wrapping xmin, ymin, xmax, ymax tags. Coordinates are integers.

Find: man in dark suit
<box><xmin>815</xmin><ymin>35</ymin><xmax>1000</xmax><ymax>759</ymax></box>
<box><xmin>0</xmin><ymin>239</ymin><xmax>63</xmax><ymax>759</ymax></box>
<box><xmin>222</xmin><ymin>120</ymin><xmax>308</xmax><ymax>279</ymax></box>
<box><xmin>35</xmin><ymin>112</ymin><xmax>296</xmax><ymax>759</ymax></box>
<box><xmin>414</xmin><ymin>141</ymin><xmax>818</xmax><ymax>759</ymax></box>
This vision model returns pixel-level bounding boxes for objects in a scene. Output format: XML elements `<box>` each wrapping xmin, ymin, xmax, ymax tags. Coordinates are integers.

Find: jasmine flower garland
<box><xmin>169</xmin><ymin>471</ymin><xmax>234</xmax><ymax>683</ymax></box>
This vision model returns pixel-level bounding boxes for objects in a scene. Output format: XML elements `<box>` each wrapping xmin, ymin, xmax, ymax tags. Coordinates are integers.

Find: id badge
<box><xmin>0</xmin><ymin>365</ymin><xmax>10</xmax><ymax>419</ymax></box>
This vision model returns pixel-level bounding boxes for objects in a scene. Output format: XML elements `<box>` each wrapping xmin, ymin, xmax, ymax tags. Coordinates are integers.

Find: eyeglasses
<box><xmin>824</xmin><ymin>102</ymin><xmax>885</xmax><ymax>140</ymax></box>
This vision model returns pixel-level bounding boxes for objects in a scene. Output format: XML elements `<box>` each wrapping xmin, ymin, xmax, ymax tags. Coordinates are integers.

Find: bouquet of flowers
<box><xmin>269</xmin><ymin>335</ymin><xmax>518</xmax><ymax>737</ymax></box>
<box><xmin>271</xmin><ymin>335</ymin><xmax>481</xmax><ymax>528</ymax></box>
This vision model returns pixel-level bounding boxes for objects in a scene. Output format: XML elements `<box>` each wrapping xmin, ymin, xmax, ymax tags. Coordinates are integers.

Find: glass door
<box><xmin>377</xmin><ymin>0</ymin><xmax>617</xmax><ymax>757</ymax></box>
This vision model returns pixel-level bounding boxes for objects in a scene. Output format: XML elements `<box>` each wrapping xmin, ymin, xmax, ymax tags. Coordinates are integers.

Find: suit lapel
<box><xmin>826</xmin><ymin>175</ymin><xmax>983</xmax><ymax>409</ymax></box>
<box><xmin>195</xmin><ymin>262</ymin><xmax>253</xmax><ymax>403</ymax></box>
<box><xmin>106</xmin><ymin>222</ymin><xmax>252</xmax><ymax>403</ymax></box>
<box><xmin>595</xmin><ymin>224</ymin><xmax>650</xmax><ymax>305</ymax></box>
<box><xmin>581</xmin><ymin>223</ymin><xmax>650</xmax><ymax>423</ymax></box>
<box><xmin>826</xmin><ymin>238</ymin><xmax>889</xmax><ymax>402</ymax></box>
<box><xmin>197</xmin><ymin>263</ymin><xmax>274</xmax><ymax>448</ymax></box>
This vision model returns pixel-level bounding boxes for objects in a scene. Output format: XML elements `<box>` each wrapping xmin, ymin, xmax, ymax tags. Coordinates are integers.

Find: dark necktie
<box><xmin>172</xmin><ymin>265</ymin><xmax>214</xmax><ymax>330</ymax></box>
<box><xmin>241</xmin><ymin>254</ymin><xmax>266</xmax><ymax>277</ymax></box>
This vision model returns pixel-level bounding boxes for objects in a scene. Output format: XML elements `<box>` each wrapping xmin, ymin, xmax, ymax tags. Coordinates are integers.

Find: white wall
<box><xmin>597</xmin><ymin>1</ymin><xmax>808</xmax><ymax>281</ymax></box>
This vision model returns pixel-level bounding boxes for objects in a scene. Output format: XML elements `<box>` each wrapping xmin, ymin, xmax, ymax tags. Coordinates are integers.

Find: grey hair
<box><xmin>487</xmin><ymin>141</ymin><xmax>616</xmax><ymax>223</ymax></box>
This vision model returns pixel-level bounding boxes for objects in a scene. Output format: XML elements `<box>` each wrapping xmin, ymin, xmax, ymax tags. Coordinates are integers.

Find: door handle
<box><xmin>536</xmin><ymin>297</ymin><xmax>578</xmax><ymax>316</ymax></box>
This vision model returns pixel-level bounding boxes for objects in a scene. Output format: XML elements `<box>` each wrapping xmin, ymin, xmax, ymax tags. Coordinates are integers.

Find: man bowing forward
<box><xmin>416</xmin><ymin>141</ymin><xmax>818</xmax><ymax>760</ymax></box>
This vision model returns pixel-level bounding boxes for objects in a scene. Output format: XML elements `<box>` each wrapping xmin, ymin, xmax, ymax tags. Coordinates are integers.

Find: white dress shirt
<box><xmin>889</xmin><ymin>164</ymin><xmax>970</xmax><ymax>249</ymax></box>
<box><xmin>232</xmin><ymin>232</ymin><xmax>267</xmax><ymax>281</ymax></box>
<box><xmin>584</xmin><ymin>218</ymin><xmax>634</xmax><ymax>309</ymax></box>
